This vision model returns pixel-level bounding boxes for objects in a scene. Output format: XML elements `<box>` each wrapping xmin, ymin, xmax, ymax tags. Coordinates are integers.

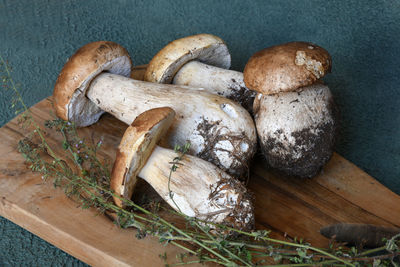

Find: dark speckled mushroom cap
<box><xmin>243</xmin><ymin>42</ymin><xmax>331</xmax><ymax>95</ymax></box>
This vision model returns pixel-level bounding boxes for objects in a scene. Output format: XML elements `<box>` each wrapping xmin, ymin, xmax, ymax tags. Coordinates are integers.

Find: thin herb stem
<box><xmin>167</xmin><ymin>144</ymin><xmax>190</xmax><ymax>213</ymax></box>
<box><xmin>169</xmin><ymin>241</ymin><xmax>197</xmax><ymax>255</ymax></box>
<box><xmin>224</xmin><ymin>227</ymin><xmax>355</xmax><ymax>267</ymax></box>
<box><xmin>194</xmin><ymin>220</ymin><xmax>252</xmax><ymax>266</ymax></box>
<box><xmin>358</xmin><ymin>246</ymin><xmax>387</xmax><ymax>256</ymax></box>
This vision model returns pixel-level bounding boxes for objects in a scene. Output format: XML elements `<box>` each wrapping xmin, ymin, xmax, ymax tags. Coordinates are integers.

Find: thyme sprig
<box><xmin>167</xmin><ymin>143</ymin><xmax>191</xmax><ymax>213</ymax></box>
<box><xmin>2</xmin><ymin>55</ymin><xmax>400</xmax><ymax>266</ymax></box>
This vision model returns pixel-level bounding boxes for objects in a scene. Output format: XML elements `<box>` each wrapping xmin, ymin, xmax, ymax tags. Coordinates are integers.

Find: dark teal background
<box><xmin>1</xmin><ymin>0</ymin><xmax>399</xmax><ymax>265</ymax></box>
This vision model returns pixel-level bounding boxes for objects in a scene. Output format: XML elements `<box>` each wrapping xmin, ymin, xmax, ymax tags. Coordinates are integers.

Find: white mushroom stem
<box><xmin>173</xmin><ymin>61</ymin><xmax>256</xmax><ymax>113</ymax></box>
<box><xmin>174</xmin><ymin>61</ymin><xmax>245</xmax><ymax>98</ymax></box>
<box><xmin>254</xmin><ymin>84</ymin><xmax>337</xmax><ymax>177</ymax></box>
<box><xmin>86</xmin><ymin>73</ymin><xmax>256</xmax><ymax>178</ymax></box>
<box><xmin>138</xmin><ymin>145</ymin><xmax>253</xmax><ymax>225</ymax></box>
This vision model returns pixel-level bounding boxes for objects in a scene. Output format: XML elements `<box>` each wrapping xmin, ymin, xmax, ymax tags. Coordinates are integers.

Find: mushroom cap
<box><xmin>53</xmin><ymin>41</ymin><xmax>132</xmax><ymax>127</ymax></box>
<box><xmin>144</xmin><ymin>33</ymin><xmax>231</xmax><ymax>84</ymax></box>
<box><xmin>244</xmin><ymin>42</ymin><xmax>331</xmax><ymax>95</ymax></box>
<box><xmin>111</xmin><ymin>107</ymin><xmax>175</xmax><ymax>207</ymax></box>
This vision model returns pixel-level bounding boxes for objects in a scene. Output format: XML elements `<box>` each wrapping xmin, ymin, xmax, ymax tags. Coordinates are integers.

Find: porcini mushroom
<box><xmin>144</xmin><ymin>34</ymin><xmax>256</xmax><ymax>113</ymax></box>
<box><xmin>244</xmin><ymin>42</ymin><xmax>338</xmax><ymax>178</ymax></box>
<box><xmin>111</xmin><ymin>107</ymin><xmax>254</xmax><ymax>230</ymax></box>
<box><xmin>53</xmin><ymin>41</ymin><xmax>257</xmax><ymax>179</ymax></box>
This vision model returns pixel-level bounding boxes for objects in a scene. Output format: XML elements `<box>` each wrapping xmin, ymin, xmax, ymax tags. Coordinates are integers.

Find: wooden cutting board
<box><xmin>1</xmin><ymin>96</ymin><xmax>400</xmax><ymax>266</ymax></box>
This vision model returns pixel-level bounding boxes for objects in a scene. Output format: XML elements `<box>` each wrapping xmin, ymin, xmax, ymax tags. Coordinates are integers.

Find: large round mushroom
<box><xmin>53</xmin><ymin>41</ymin><xmax>131</xmax><ymax>126</ymax></box>
<box><xmin>111</xmin><ymin>107</ymin><xmax>254</xmax><ymax>231</ymax></box>
<box><xmin>53</xmin><ymin>41</ymin><xmax>257</xmax><ymax>179</ymax></box>
<box><xmin>244</xmin><ymin>42</ymin><xmax>338</xmax><ymax>178</ymax></box>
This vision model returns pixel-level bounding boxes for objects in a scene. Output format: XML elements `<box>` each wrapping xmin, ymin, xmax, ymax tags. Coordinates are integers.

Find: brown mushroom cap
<box><xmin>110</xmin><ymin>107</ymin><xmax>175</xmax><ymax>207</ymax></box>
<box><xmin>144</xmin><ymin>33</ymin><xmax>231</xmax><ymax>83</ymax></box>
<box><xmin>53</xmin><ymin>41</ymin><xmax>132</xmax><ymax>127</ymax></box>
<box><xmin>244</xmin><ymin>42</ymin><xmax>331</xmax><ymax>95</ymax></box>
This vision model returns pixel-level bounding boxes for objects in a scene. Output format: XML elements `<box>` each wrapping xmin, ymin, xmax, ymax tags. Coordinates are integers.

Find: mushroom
<box><xmin>243</xmin><ymin>42</ymin><xmax>338</xmax><ymax>178</ymax></box>
<box><xmin>144</xmin><ymin>34</ymin><xmax>256</xmax><ymax>113</ymax></box>
<box><xmin>111</xmin><ymin>107</ymin><xmax>254</xmax><ymax>230</ymax></box>
<box><xmin>53</xmin><ymin>41</ymin><xmax>257</xmax><ymax>179</ymax></box>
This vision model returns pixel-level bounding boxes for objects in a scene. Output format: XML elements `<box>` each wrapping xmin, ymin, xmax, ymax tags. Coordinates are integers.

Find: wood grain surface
<box><xmin>1</xmin><ymin>96</ymin><xmax>399</xmax><ymax>266</ymax></box>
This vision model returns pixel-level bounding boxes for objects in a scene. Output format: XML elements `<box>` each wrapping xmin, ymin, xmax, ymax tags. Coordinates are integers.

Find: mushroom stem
<box><xmin>138</xmin><ymin>145</ymin><xmax>253</xmax><ymax>226</ymax></box>
<box><xmin>111</xmin><ymin>107</ymin><xmax>254</xmax><ymax>230</ymax></box>
<box><xmin>86</xmin><ymin>72</ymin><xmax>256</xmax><ymax>178</ymax></box>
<box><xmin>254</xmin><ymin>84</ymin><xmax>337</xmax><ymax>178</ymax></box>
<box><xmin>173</xmin><ymin>61</ymin><xmax>256</xmax><ymax>112</ymax></box>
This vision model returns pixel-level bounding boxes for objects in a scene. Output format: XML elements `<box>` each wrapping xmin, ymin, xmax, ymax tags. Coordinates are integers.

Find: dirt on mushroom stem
<box><xmin>262</xmin><ymin>121</ymin><xmax>336</xmax><ymax>178</ymax></box>
<box><xmin>195</xmin><ymin>118</ymin><xmax>256</xmax><ymax>181</ymax></box>
<box><xmin>208</xmin><ymin>176</ymin><xmax>255</xmax><ymax>232</ymax></box>
<box><xmin>258</xmin><ymin>96</ymin><xmax>339</xmax><ymax>178</ymax></box>
<box><xmin>225</xmin><ymin>80</ymin><xmax>257</xmax><ymax>114</ymax></box>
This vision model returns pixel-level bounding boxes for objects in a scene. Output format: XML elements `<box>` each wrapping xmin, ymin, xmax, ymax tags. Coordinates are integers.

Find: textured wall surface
<box><xmin>0</xmin><ymin>0</ymin><xmax>399</xmax><ymax>265</ymax></box>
